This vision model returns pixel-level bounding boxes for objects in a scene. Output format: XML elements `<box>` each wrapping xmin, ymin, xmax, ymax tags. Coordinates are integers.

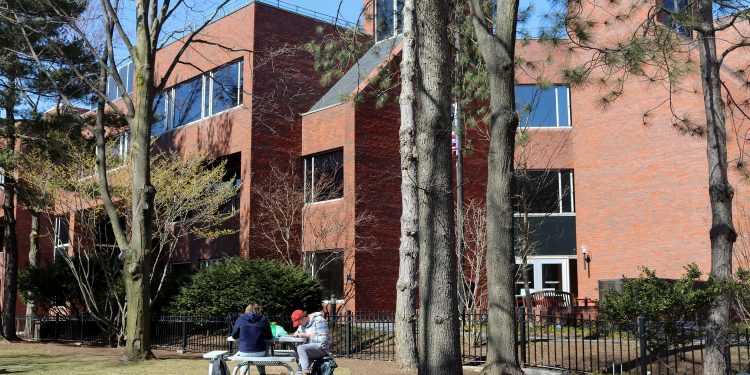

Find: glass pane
<box><xmin>313</xmin><ymin>150</ymin><xmax>343</xmax><ymax>201</ymax></box>
<box><xmin>126</xmin><ymin>63</ymin><xmax>135</xmax><ymax>93</ymax></box>
<box><xmin>151</xmin><ymin>93</ymin><xmax>167</xmax><ymax>136</ymax></box>
<box><xmin>172</xmin><ymin>76</ymin><xmax>203</xmax><ymax>127</ymax></box>
<box><xmin>556</xmin><ymin>86</ymin><xmax>570</xmax><ymax>127</ymax></box>
<box><xmin>515</xmin><ymin>170</ymin><xmax>559</xmax><ymax>213</ymax></box>
<box><xmin>304</xmin><ymin>157</ymin><xmax>312</xmax><ymax>203</ymax></box>
<box><xmin>211</xmin><ymin>61</ymin><xmax>240</xmax><ymax>115</ymax></box>
<box><xmin>542</xmin><ymin>263</ymin><xmax>563</xmax><ymax>291</ymax></box>
<box><xmin>515</xmin><ymin>85</ymin><xmax>557</xmax><ymax>127</ymax></box>
<box><xmin>376</xmin><ymin>0</ymin><xmax>395</xmax><ymax>40</ymax></box>
<box><xmin>310</xmin><ymin>251</ymin><xmax>344</xmax><ymax>298</ymax></box>
<box><xmin>56</xmin><ymin>216</ymin><xmax>70</xmax><ymax>245</ymax></box>
<box><xmin>514</xmin><ymin>264</ymin><xmax>534</xmax><ymax>296</ymax></box>
<box><xmin>107</xmin><ymin>76</ymin><xmax>119</xmax><ymax>100</ymax></box>
<box><xmin>560</xmin><ymin>170</ymin><xmax>573</xmax><ymax>213</ymax></box>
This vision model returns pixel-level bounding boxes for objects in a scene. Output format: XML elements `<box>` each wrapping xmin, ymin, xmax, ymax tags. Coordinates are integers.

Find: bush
<box><xmin>168</xmin><ymin>257</ymin><xmax>323</xmax><ymax>317</ymax></box>
<box><xmin>599</xmin><ymin>263</ymin><xmax>723</xmax><ymax>353</ymax></box>
<box><xmin>19</xmin><ymin>261</ymin><xmax>84</xmax><ymax>313</ymax></box>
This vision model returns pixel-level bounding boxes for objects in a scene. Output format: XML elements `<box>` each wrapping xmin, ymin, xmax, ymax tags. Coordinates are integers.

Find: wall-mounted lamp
<box><xmin>346</xmin><ymin>273</ymin><xmax>354</xmax><ymax>283</ymax></box>
<box><xmin>581</xmin><ymin>245</ymin><xmax>591</xmax><ymax>270</ymax></box>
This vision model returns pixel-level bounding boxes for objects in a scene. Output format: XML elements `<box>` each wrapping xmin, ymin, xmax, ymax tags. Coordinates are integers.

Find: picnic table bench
<box><xmin>203</xmin><ymin>350</ymin><xmax>296</xmax><ymax>375</ymax></box>
<box><xmin>204</xmin><ymin>335</ymin><xmax>306</xmax><ymax>375</ymax></box>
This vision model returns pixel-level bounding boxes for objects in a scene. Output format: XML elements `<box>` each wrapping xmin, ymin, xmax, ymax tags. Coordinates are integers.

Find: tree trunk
<box><xmin>415</xmin><ymin>0</ymin><xmax>461</xmax><ymax>374</ymax></box>
<box><xmin>394</xmin><ymin>0</ymin><xmax>419</xmax><ymax>369</ymax></box>
<box><xmin>24</xmin><ymin>211</ymin><xmax>39</xmax><ymax>337</ymax></box>
<box><xmin>2</xmin><ymin>86</ymin><xmax>19</xmax><ymax>341</ymax></box>
<box><xmin>468</xmin><ymin>0</ymin><xmax>523</xmax><ymax>374</ymax></box>
<box><xmin>122</xmin><ymin>22</ymin><xmax>157</xmax><ymax>359</ymax></box>
<box><xmin>697</xmin><ymin>1</ymin><xmax>735</xmax><ymax>373</ymax></box>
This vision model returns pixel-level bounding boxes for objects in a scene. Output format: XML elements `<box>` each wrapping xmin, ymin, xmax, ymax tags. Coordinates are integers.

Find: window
<box><xmin>54</xmin><ymin>215</ymin><xmax>70</xmax><ymax>261</ymax></box>
<box><xmin>107</xmin><ymin>61</ymin><xmax>135</xmax><ymax>101</ymax></box>
<box><xmin>305</xmin><ymin>251</ymin><xmax>344</xmax><ymax>299</ymax></box>
<box><xmin>151</xmin><ymin>93</ymin><xmax>169</xmax><ymax>136</ymax></box>
<box><xmin>542</xmin><ymin>263</ymin><xmax>563</xmax><ymax>292</ymax></box>
<box><xmin>218</xmin><ymin>167</ymin><xmax>241</xmax><ymax>214</ymax></box>
<box><xmin>199</xmin><ymin>258</ymin><xmax>223</xmax><ymax>269</ymax></box>
<box><xmin>209</xmin><ymin>61</ymin><xmax>242</xmax><ymax>115</ymax></box>
<box><xmin>515</xmin><ymin>85</ymin><xmax>570</xmax><ymax>128</ymax></box>
<box><xmin>514</xmin><ymin>170</ymin><xmax>575</xmax><ymax>214</ymax></box>
<box><xmin>514</xmin><ymin>264</ymin><xmax>535</xmax><ymax>296</ymax></box>
<box><xmin>110</xmin><ymin>132</ymin><xmax>130</xmax><ymax>166</ymax></box>
<box><xmin>172</xmin><ymin>75</ymin><xmax>204</xmax><ymax>128</ymax></box>
<box><xmin>375</xmin><ymin>0</ymin><xmax>404</xmax><ymax>40</ymax></box>
<box><xmin>304</xmin><ymin>150</ymin><xmax>344</xmax><ymax>203</ymax></box>
<box><xmin>152</xmin><ymin>59</ymin><xmax>243</xmax><ymax>137</ymax></box>
<box><xmin>93</xmin><ymin>214</ymin><xmax>121</xmax><ymax>252</ymax></box>
<box><xmin>660</xmin><ymin>0</ymin><xmax>691</xmax><ymax>37</ymax></box>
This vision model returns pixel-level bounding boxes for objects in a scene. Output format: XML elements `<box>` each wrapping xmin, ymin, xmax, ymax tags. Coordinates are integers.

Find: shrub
<box><xmin>18</xmin><ymin>261</ymin><xmax>85</xmax><ymax>314</ymax></box>
<box><xmin>599</xmin><ymin>263</ymin><xmax>723</xmax><ymax>353</ymax></box>
<box><xmin>168</xmin><ymin>257</ymin><xmax>323</xmax><ymax>317</ymax></box>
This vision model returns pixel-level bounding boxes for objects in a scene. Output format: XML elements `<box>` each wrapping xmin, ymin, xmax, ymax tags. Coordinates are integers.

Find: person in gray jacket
<box><xmin>291</xmin><ymin>310</ymin><xmax>331</xmax><ymax>375</ymax></box>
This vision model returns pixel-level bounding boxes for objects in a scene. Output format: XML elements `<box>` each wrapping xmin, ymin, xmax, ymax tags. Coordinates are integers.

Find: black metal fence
<box><xmin>15</xmin><ymin>310</ymin><xmax>750</xmax><ymax>374</ymax></box>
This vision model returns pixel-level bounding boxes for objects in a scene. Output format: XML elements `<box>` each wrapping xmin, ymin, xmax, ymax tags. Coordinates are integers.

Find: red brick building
<box><xmin>2</xmin><ymin>0</ymin><xmax>750</xmax><ymax>318</ymax></box>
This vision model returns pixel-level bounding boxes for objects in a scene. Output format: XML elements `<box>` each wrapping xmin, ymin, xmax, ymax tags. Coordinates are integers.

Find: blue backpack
<box><xmin>311</xmin><ymin>356</ymin><xmax>337</xmax><ymax>375</ymax></box>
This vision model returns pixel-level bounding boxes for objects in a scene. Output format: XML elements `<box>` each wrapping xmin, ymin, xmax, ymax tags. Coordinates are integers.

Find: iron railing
<box><xmin>16</xmin><ymin>310</ymin><xmax>750</xmax><ymax>374</ymax></box>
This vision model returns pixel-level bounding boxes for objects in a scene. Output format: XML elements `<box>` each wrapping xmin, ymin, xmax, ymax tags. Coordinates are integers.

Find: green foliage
<box><xmin>306</xmin><ymin>27</ymin><xmax>373</xmax><ymax>87</ymax></box>
<box><xmin>599</xmin><ymin>264</ymin><xmax>725</xmax><ymax>353</ymax></box>
<box><xmin>18</xmin><ymin>261</ymin><xmax>84</xmax><ymax>314</ymax></box>
<box><xmin>168</xmin><ymin>257</ymin><xmax>323</xmax><ymax>317</ymax></box>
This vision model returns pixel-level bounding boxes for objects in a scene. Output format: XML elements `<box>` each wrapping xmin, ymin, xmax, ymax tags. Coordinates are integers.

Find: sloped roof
<box><xmin>306</xmin><ymin>35</ymin><xmax>403</xmax><ymax>114</ymax></box>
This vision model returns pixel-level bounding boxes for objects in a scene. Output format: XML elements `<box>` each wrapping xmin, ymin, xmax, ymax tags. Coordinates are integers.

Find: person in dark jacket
<box><xmin>231</xmin><ymin>303</ymin><xmax>272</xmax><ymax>375</ymax></box>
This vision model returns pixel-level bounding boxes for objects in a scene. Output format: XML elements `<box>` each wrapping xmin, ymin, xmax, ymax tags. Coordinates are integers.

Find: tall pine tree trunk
<box><xmin>395</xmin><ymin>0</ymin><xmax>419</xmax><ymax>369</ymax></box>
<box><xmin>123</xmin><ymin>19</ymin><xmax>156</xmax><ymax>359</ymax></box>
<box><xmin>2</xmin><ymin>82</ymin><xmax>19</xmax><ymax>341</ymax></box>
<box><xmin>415</xmin><ymin>0</ymin><xmax>461</xmax><ymax>373</ymax></box>
<box><xmin>24</xmin><ymin>211</ymin><xmax>39</xmax><ymax>337</ymax></box>
<box><xmin>468</xmin><ymin>0</ymin><xmax>523</xmax><ymax>374</ymax></box>
<box><xmin>697</xmin><ymin>1</ymin><xmax>734</xmax><ymax>373</ymax></box>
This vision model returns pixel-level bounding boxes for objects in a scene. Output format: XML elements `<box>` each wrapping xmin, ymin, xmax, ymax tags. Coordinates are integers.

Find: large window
<box><xmin>514</xmin><ymin>170</ymin><xmax>574</xmax><ymax>214</ymax></box>
<box><xmin>660</xmin><ymin>0</ymin><xmax>691</xmax><ymax>37</ymax></box>
<box><xmin>54</xmin><ymin>215</ymin><xmax>70</xmax><ymax>261</ymax></box>
<box><xmin>515</xmin><ymin>85</ymin><xmax>570</xmax><ymax>128</ymax></box>
<box><xmin>151</xmin><ymin>59</ymin><xmax>243</xmax><ymax>136</ymax></box>
<box><xmin>304</xmin><ymin>150</ymin><xmax>344</xmax><ymax>203</ymax></box>
<box><xmin>107</xmin><ymin>61</ymin><xmax>135</xmax><ymax>101</ymax></box>
<box><xmin>306</xmin><ymin>251</ymin><xmax>344</xmax><ymax>299</ymax></box>
<box><xmin>375</xmin><ymin>0</ymin><xmax>404</xmax><ymax>41</ymax></box>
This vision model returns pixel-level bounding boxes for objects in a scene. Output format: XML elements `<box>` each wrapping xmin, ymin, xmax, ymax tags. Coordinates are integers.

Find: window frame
<box><xmin>515</xmin><ymin>84</ymin><xmax>572</xmax><ymax>128</ymax></box>
<box><xmin>514</xmin><ymin>169</ymin><xmax>575</xmax><ymax>216</ymax></box>
<box><xmin>107</xmin><ymin>61</ymin><xmax>135</xmax><ymax>101</ymax></box>
<box><xmin>303</xmin><ymin>149</ymin><xmax>344</xmax><ymax>204</ymax></box>
<box><xmin>54</xmin><ymin>215</ymin><xmax>70</xmax><ymax>261</ymax></box>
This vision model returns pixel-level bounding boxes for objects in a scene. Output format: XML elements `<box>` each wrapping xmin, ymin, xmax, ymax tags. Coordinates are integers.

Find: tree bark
<box><xmin>468</xmin><ymin>0</ymin><xmax>523</xmax><ymax>374</ymax></box>
<box><xmin>415</xmin><ymin>0</ymin><xmax>461</xmax><ymax>374</ymax></box>
<box><xmin>697</xmin><ymin>1</ymin><xmax>734</xmax><ymax>374</ymax></box>
<box><xmin>24</xmin><ymin>211</ymin><xmax>39</xmax><ymax>337</ymax></box>
<box><xmin>395</xmin><ymin>0</ymin><xmax>419</xmax><ymax>369</ymax></box>
<box><xmin>2</xmin><ymin>81</ymin><xmax>19</xmax><ymax>341</ymax></box>
<box><xmin>122</xmin><ymin>2</ymin><xmax>156</xmax><ymax>359</ymax></box>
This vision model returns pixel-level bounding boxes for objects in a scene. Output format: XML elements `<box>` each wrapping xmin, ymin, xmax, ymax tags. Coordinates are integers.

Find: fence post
<box><xmin>54</xmin><ymin>313</ymin><xmax>59</xmax><ymax>342</ymax></box>
<box><xmin>345</xmin><ymin>310</ymin><xmax>352</xmax><ymax>358</ymax></box>
<box><xmin>80</xmin><ymin>315</ymin><xmax>84</xmax><ymax>344</ymax></box>
<box><xmin>519</xmin><ymin>307</ymin><xmax>527</xmax><ymax>366</ymax></box>
<box><xmin>329</xmin><ymin>294</ymin><xmax>337</xmax><ymax>318</ymax></box>
<box><xmin>181</xmin><ymin>316</ymin><xmax>188</xmax><ymax>353</ymax></box>
<box><xmin>637</xmin><ymin>316</ymin><xmax>647</xmax><ymax>375</ymax></box>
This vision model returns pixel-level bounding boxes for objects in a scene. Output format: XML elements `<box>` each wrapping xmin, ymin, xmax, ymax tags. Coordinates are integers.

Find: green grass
<box><xmin>0</xmin><ymin>344</ymin><xmax>354</xmax><ymax>375</ymax></box>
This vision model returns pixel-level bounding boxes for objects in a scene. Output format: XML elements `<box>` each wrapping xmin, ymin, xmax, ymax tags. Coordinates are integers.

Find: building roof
<box><xmin>305</xmin><ymin>35</ymin><xmax>403</xmax><ymax>114</ymax></box>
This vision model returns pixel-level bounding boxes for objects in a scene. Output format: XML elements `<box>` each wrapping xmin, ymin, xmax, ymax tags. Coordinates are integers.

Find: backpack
<box><xmin>311</xmin><ymin>356</ymin><xmax>338</xmax><ymax>375</ymax></box>
<box><xmin>209</xmin><ymin>355</ymin><xmax>230</xmax><ymax>375</ymax></box>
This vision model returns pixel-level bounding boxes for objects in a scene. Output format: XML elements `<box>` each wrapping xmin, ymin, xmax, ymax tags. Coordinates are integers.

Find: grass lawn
<box><xmin>0</xmin><ymin>342</ymin><xmax>356</xmax><ymax>375</ymax></box>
